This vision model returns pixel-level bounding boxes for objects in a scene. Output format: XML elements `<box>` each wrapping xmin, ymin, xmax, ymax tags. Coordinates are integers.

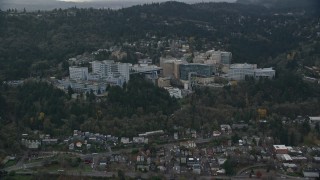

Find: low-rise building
<box><xmin>42</xmin><ymin>139</ymin><xmax>58</xmax><ymax>145</ymax></box>
<box><xmin>133</xmin><ymin>137</ymin><xmax>148</xmax><ymax>144</ymax></box>
<box><xmin>21</xmin><ymin>139</ymin><xmax>41</xmax><ymax>149</ymax></box>
<box><xmin>254</xmin><ymin>68</ymin><xmax>276</xmax><ymax>79</ymax></box>
<box><xmin>163</xmin><ymin>87</ymin><xmax>182</xmax><ymax>98</ymax></box>
<box><xmin>120</xmin><ymin>137</ymin><xmax>130</xmax><ymax>144</ymax></box>
<box><xmin>277</xmin><ymin>154</ymin><xmax>292</xmax><ymax>162</ymax></box>
<box><xmin>157</xmin><ymin>77</ymin><xmax>171</xmax><ymax>88</ymax></box>
<box><xmin>273</xmin><ymin>145</ymin><xmax>288</xmax><ymax>154</ymax></box>
<box><xmin>309</xmin><ymin>116</ymin><xmax>320</xmax><ymax>123</ymax></box>
<box><xmin>220</xmin><ymin>124</ymin><xmax>232</xmax><ymax>134</ymax></box>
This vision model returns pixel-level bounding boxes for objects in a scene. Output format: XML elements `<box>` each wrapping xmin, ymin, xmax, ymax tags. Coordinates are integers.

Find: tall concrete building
<box><xmin>92</xmin><ymin>60</ymin><xmax>114</xmax><ymax>78</ymax></box>
<box><xmin>221</xmin><ymin>52</ymin><xmax>232</xmax><ymax>65</ymax></box>
<box><xmin>91</xmin><ymin>60</ymin><xmax>130</xmax><ymax>82</ymax></box>
<box><xmin>162</xmin><ymin>61</ymin><xmax>175</xmax><ymax>78</ymax></box>
<box><xmin>206</xmin><ymin>50</ymin><xmax>221</xmax><ymax>64</ymax></box>
<box><xmin>160</xmin><ymin>57</ymin><xmax>186</xmax><ymax>79</ymax></box>
<box><xmin>69</xmin><ymin>66</ymin><xmax>88</xmax><ymax>80</ymax></box>
<box><xmin>116</xmin><ymin>63</ymin><xmax>130</xmax><ymax>83</ymax></box>
<box><xmin>173</xmin><ymin>61</ymin><xmax>183</xmax><ymax>79</ymax></box>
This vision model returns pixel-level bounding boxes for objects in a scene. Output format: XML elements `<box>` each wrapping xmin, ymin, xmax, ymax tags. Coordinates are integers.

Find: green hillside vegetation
<box><xmin>0</xmin><ymin>1</ymin><xmax>320</xmax><ymax>156</ymax></box>
<box><xmin>0</xmin><ymin>1</ymin><xmax>319</xmax><ymax>80</ymax></box>
<box><xmin>0</xmin><ymin>75</ymin><xmax>179</xmax><ymax>151</ymax></box>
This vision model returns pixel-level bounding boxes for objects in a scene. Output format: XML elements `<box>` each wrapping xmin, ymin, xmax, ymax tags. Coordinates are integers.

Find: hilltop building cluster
<box><xmin>227</xmin><ymin>64</ymin><xmax>275</xmax><ymax>81</ymax></box>
<box><xmin>160</xmin><ymin>49</ymin><xmax>275</xmax><ymax>82</ymax></box>
<box><xmin>56</xmin><ymin>45</ymin><xmax>275</xmax><ymax>97</ymax></box>
<box><xmin>58</xmin><ymin>60</ymin><xmax>130</xmax><ymax>94</ymax></box>
<box><xmin>158</xmin><ymin>49</ymin><xmax>275</xmax><ymax>97</ymax></box>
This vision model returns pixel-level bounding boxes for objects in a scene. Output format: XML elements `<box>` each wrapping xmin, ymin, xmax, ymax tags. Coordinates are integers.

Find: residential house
<box><xmin>220</xmin><ymin>124</ymin><xmax>232</xmax><ymax>134</ymax></box>
<box><xmin>273</xmin><ymin>145</ymin><xmax>289</xmax><ymax>154</ymax></box>
<box><xmin>120</xmin><ymin>137</ymin><xmax>130</xmax><ymax>144</ymax></box>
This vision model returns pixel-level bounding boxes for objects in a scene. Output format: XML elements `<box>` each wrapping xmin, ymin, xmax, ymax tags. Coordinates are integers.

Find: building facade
<box><xmin>273</xmin><ymin>145</ymin><xmax>289</xmax><ymax>154</ymax></box>
<box><xmin>221</xmin><ymin>52</ymin><xmax>232</xmax><ymax>65</ymax></box>
<box><xmin>69</xmin><ymin>66</ymin><xmax>88</xmax><ymax>80</ymax></box>
<box><xmin>254</xmin><ymin>68</ymin><xmax>276</xmax><ymax>79</ymax></box>
<box><xmin>228</xmin><ymin>64</ymin><xmax>275</xmax><ymax>80</ymax></box>
<box><xmin>194</xmin><ymin>50</ymin><xmax>232</xmax><ymax>65</ymax></box>
<box><xmin>160</xmin><ymin>57</ymin><xmax>186</xmax><ymax>79</ymax></box>
<box><xmin>179</xmin><ymin>63</ymin><xmax>216</xmax><ymax>80</ymax></box>
<box><xmin>227</xmin><ymin>63</ymin><xmax>257</xmax><ymax>81</ymax></box>
<box><xmin>91</xmin><ymin>60</ymin><xmax>130</xmax><ymax>83</ymax></box>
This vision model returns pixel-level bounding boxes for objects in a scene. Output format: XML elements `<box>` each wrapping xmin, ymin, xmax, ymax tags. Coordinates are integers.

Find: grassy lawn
<box><xmin>286</xmin><ymin>172</ymin><xmax>303</xmax><ymax>177</ymax></box>
<box><xmin>27</xmin><ymin>157</ymin><xmax>54</xmax><ymax>164</ymax></box>
<box><xmin>30</xmin><ymin>164</ymin><xmax>61</xmax><ymax>172</ymax></box>
<box><xmin>74</xmin><ymin>164</ymin><xmax>93</xmax><ymax>172</ymax></box>
<box><xmin>31</xmin><ymin>162</ymin><xmax>94</xmax><ymax>174</ymax></box>
<box><xmin>2</xmin><ymin>175</ymin><xmax>34</xmax><ymax>180</ymax></box>
<box><xmin>4</xmin><ymin>160</ymin><xmax>17</xmax><ymax>168</ymax></box>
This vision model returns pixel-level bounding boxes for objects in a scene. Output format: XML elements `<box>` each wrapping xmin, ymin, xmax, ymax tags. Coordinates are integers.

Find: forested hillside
<box><xmin>237</xmin><ymin>0</ymin><xmax>320</xmax><ymax>10</ymax></box>
<box><xmin>0</xmin><ymin>1</ymin><xmax>320</xmax><ymax>157</ymax></box>
<box><xmin>0</xmin><ymin>1</ymin><xmax>319</xmax><ymax>80</ymax></box>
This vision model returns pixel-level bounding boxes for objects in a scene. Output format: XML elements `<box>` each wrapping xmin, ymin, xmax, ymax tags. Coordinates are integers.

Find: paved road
<box><xmin>5</xmin><ymin>161</ymin><xmax>45</xmax><ymax>171</ymax></box>
<box><xmin>2</xmin><ymin>136</ymin><xmax>228</xmax><ymax>173</ymax></box>
<box><xmin>15</xmin><ymin>170</ymin><xmax>234</xmax><ymax>179</ymax></box>
<box><xmin>236</xmin><ymin>164</ymin><xmax>268</xmax><ymax>175</ymax></box>
<box><xmin>15</xmin><ymin>151</ymin><xmax>28</xmax><ymax>168</ymax></box>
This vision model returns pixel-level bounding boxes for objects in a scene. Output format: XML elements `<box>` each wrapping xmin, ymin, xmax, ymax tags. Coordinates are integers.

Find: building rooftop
<box><xmin>273</xmin><ymin>145</ymin><xmax>287</xmax><ymax>150</ymax></box>
<box><xmin>230</xmin><ymin>63</ymin><xmax>257</xmax><ymax>69</ymax></box>
<box><xmin>255</xmin><ymin>68</ymin><xmax>275</xmax><ymax>72</ymax></box>
<box><xmin>303</xmin><ymin>171</ymin><xmax>320</xmax><ymax>178</ymax></box>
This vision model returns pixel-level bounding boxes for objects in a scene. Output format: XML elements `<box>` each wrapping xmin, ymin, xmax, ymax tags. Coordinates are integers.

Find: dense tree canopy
<box><xmin>0</xmin><ymin>2</ymin><xmax>319</xmax><ymax>80</ymax></box>
<box><xmin>0</xmin><ymin>1</ymin><xmax>319</xmax><ymax>156</ymax></box>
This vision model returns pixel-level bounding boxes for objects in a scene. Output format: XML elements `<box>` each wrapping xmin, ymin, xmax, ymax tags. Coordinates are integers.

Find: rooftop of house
<box><xmin>273</xmin><ymin>145</ymin><xmax>287</xmax><ymax>150</ymax></box>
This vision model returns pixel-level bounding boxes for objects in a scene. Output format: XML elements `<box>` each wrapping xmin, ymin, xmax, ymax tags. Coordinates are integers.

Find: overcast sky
<box><xmin>0</xmin><ymin>0</ymin><xmax>237</xmax><ymax>11</ymax></box>
<box><xmin>57</xmin><ymin>0</ymin><xmax>235</xmax><ymax>2</ymax></box>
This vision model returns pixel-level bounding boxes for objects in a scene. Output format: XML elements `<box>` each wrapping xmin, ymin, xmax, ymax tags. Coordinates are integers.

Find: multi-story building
<box><xmin>162</xmin><ymin>61</ymin><xmax>175</xmax><ymax>78</ymax></box>
<box><xmin>221</xmin><ymin>52</ymin><xmax>232</xmax><ymax>65</ymax></box>
<box><xmin>227</xmin><ymin>63</ymin><xmax>256</xmax><ymax>81</ymax></box>
<box><xmin>115</xmin><ymin>63</ymin><xmax>130</xmax><ymax>83</ymax></box>
<box><xmin>69</xmin><ymin>66</ymin><xmax>88</xmax><ymax>80</ymax></box>
<box><xmin>160</xmin><ymin>57</ymin><xmax>186</xmax><ymax>79</ymax></box>
<box><xmin>60</xmin><ymin>60</ymin><xmax>131</xmax><ymax>95</ymax></box>
<box><xmin>179</xmin><ymin>63</ymin><xmax>216</xmax><ymax>80</ymax></box>
<box><xmin>194</xmin><ymin>50</ymin><xmax>232</xmax><ymax>65</ymax></box>
<box><xmin>59</xmin><ymin>79</ymin><xmax>109</xmax><ymax>94</ymax></box>
<box><xmin>173</xmin><ymin>61</ymin><xmax>184</xmax><ymax>79</ymax></box>
<box><xmin>227</xmin><ymin>63</ymin><xmax>275</xmax><ymax>80</ymax></box>
<box><xmin>254</xmin><ymin>68</ymin><xmax>276</xmax><ymax>79</ymax></box>
<box><xmin>130</xmin><ymin>64</ymin><xmax>160</xmax><ymax>73</ymax></box>
<box><xmin>91</xmin><ymin>60</ymin><xmax>130</xmax><ymax>83</ymax></box>
<box><xmin>92</xmin><ymin>60</ymin><xmax>114</xmax><ymax>78</ymax></box>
